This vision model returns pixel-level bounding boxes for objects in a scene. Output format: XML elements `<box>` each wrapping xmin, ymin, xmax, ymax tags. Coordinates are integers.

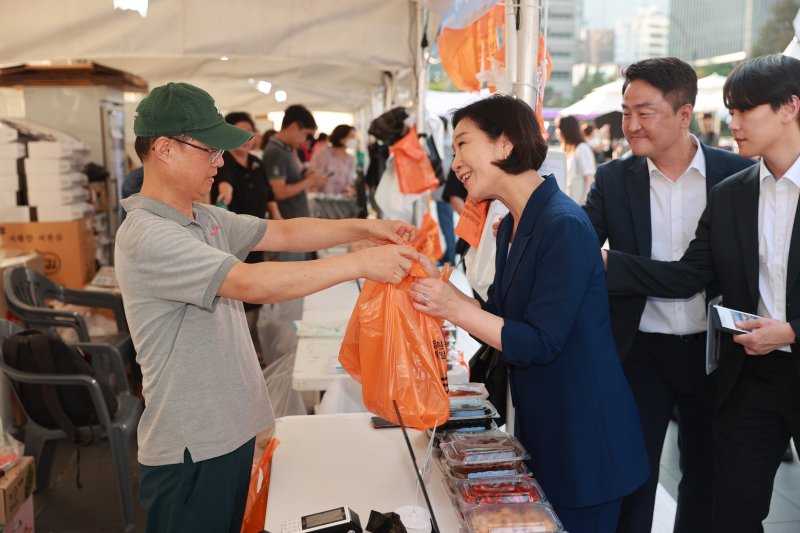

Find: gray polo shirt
<box><xmin>263</xmin><ymin>137</ymin><xmax>309</xmax><ymax>219</ymax></box>
<box><xmin>115</xmin><ymin>195</ymin><xmax>274</xmax><ymax>466</ymax></box>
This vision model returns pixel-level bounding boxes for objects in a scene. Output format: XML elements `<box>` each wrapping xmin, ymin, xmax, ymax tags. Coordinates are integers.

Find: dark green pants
<box><xmin>140</xmin><ymin>438</ymin><xmax>256</xmax><ymax>533</ymax></box>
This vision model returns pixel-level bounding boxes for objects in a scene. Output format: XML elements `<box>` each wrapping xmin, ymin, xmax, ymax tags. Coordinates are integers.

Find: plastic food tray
<box><xmin>454</xmin><ymin>476</ymin><xmax>546</xmax><ymax>510</ymax></box>
<box><xmin>464</xmin><ymin>502</ymin><xmax>563</xmax><ymax>533</ymax></box>
<box><xmin>441</xmin><ymin>432</ymin><xmax>528</xmax><ymax>464</ymax></box>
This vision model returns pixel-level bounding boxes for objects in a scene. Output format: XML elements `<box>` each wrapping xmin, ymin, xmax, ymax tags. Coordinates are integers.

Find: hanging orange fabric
<box><xmin>240</xmin><ymin>438</ymin><xmax>280</xmax><ymax>533</ymax></box>
<box><xmin>339</xmin><ymin>262</ymin><xmax>452</xmax><ymax>430</ymax></box>
<box><xmin>455</xmin><ymin>199</ymin><xmax>490</xmax><ymax>249</ymax></box>
<box><xmin>413</xmin><ymin>212</ymin><xmax>444</xmax><ymax>263</ymax></box>
<box><xmin>437</xmin><ymin>4</ymin><xmax>505</xmax><ymax>92</ymax></box>
<box><xmin>536</xmin><ymin>34</ymin><xmax>553</xmax><ymax>131</ymax></box>
<box><xmin>390</xmin><ymin>126</ymin><xmax>440</xmax><ymax>194</ymax></box>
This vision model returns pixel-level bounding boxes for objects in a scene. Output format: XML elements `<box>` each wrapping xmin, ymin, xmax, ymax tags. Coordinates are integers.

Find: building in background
<box><xmin>669</xmin><ymin>0</ymin><xmax>780</xmax><ymax>63</ymax></box>
<box><xmin>545</xmin><ymin>0</ymin><xmax>581</xmax><ymax>100</ymax></box>
<box><xmin>579</xmin><ymin>28</ymin><xmax>615</xmax><ymax>64</ymax></box>
<box><xmin>614</xmin><ymin>6</ymin><xmax>669</xmax><ymax>66</ymax></box>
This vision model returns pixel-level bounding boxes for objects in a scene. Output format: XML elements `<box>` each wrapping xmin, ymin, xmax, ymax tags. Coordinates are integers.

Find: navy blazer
<box><xmin>583</xmin><ymin>146</ymin><xmax>755</xmax><ymax>358</ymax></box>
<box><xmin>607</xmin><ymin>164</ymin><xmax>800</xmax><ymax>410</ymax></box>
<box><xmin>486</xmin><ymin>176</ymin><xmax>649</xmax><ymax>508</ymax></box>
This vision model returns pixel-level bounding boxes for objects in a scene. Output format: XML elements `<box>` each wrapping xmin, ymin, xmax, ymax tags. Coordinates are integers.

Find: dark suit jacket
<box><xmin>486</xmin><ymin>176</ymin><xmax>648</xmax><ymax>508</ymax></box>
<box><xmin>583</xmin><ymin>146</ymin><xmax>755</xmax><ymax>358</ymax></box>
<box><xmin>606</xmin><ymin>163</ymin><xmax>800</xmax><ymax>410</ymax></box>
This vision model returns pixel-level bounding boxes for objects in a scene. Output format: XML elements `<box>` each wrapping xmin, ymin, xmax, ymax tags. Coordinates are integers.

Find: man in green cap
<box><xmin>116</xmin><ymin>82</ymin><xmax>418</xmax><ymax>532</ymax></box>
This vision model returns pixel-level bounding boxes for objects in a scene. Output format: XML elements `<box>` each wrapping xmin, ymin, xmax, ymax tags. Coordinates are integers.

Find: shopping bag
<box><xmin>374</xmin><ymin>154</ymin><xmax>421</xmax><ymax>224</ymax></box>
<box><xmin>455</xmin><ymin>198</ymin><xmax>490</xmax><ymax>249</ymax></box>
<box><xmin>412</xmin><ymin>212</ymin><xmax>444</xmax><ymax>263</ymax></box>
<box><xmin>390</xmin><ymin>126</ymin><xmax>440</xmax><ymax>194</ymax></box>
<box><xmin>339</xmin><ymin>262</ymin><xmax>452</xmax><ymax>429</ymax></box>
<box><xmin>465</xmin><ymin>199</ymin><xmax>509</xmax><ymax>300</ymax></box>
<box><xmin>240</xmin><ymin>437</ymin><xmax>280</xmax><ymax>533</ymax></box>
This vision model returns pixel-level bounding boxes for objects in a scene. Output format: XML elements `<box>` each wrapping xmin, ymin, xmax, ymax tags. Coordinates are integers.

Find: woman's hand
<box><xmin>409</xmin><ymin>276</ymin><xmax>461</xmax><ymax>321</ymax></box>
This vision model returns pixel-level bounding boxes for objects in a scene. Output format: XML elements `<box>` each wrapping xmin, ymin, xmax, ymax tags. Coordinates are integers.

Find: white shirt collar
<box><xmin>646</xmin><ymin>135</ymin><xmax>707</xmax><ymax>179</ymax></box>
<box><xmin>759</xmin><ymin>155</ymin><xmax>800</xmax><ymax>188</ymax></box>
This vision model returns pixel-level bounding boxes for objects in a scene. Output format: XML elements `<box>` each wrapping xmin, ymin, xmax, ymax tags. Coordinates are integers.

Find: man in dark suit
<box><xmin>605</xmin><ymin>54</ymin><xmax>800</xmax><ymax>532</ymax></box>
<box><xmin>584</xmin><ymin>57</ymin><xmax>755</xmax><ymax>533</ymax></box>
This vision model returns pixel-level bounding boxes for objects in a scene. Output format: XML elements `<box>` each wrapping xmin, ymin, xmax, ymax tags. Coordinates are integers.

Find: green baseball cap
<box><xmin>133</xmin><ymin>82</ymin><xmax>253</xmax><ymax>150</ymax></box>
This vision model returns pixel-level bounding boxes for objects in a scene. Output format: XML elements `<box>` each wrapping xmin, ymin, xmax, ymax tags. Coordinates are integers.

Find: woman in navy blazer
<box><xmin>411</xmin><ymin>95</ymin><xmax>648</xmax><ymax>533</ymax></box>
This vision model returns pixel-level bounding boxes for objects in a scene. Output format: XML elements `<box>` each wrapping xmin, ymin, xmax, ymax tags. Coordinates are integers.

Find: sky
<box><xmin>582</xmin><ymin>0</ymin><xmax>670</xmax><ymax>29</ymax></box>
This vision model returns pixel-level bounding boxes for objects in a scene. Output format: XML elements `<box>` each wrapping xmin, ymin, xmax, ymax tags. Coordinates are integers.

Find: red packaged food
<box><xmin>464</xmin><ymin>502</ymin><xmax>563</xmax><ymax>533</ymax></box>
<box><xmin>455</xmin><ymin>476</ymin><xmax>545</xmax><ymax>508</ymax></box>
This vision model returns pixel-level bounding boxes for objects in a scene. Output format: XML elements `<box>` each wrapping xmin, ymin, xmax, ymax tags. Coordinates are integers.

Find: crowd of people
<box><xmin>116</xmin><ymin>53</ymin><xmax>800</xmax><ymax>533</ymax></box>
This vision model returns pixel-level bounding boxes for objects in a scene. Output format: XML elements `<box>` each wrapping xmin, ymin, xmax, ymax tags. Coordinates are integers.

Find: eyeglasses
<box><xmin>169</xmin><ymin>137</ymin><xmax>225</xmax><ymax>164</ymax></box>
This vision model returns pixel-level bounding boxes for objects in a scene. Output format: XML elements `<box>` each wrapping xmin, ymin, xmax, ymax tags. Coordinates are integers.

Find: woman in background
<box><xmin>309</xmin><ymin>124</ymin><xmax>356</xmax><ymax>195</ymax></box>
<box><xmin>411</xmin><ymin>95</ymin><xmax>648</xmax><ymax>533</ymax></box>
<box><xmin>213</xmin><ymin>111</ymin><xmax>281</xmax><ymax>367</ymax></box>
<box><xmin>556</xmin><ymin>114</ymin><xmax>596</xmax><ymax>204</ymax></box>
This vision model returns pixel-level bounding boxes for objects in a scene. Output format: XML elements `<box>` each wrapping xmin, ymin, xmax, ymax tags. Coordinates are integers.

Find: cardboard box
<box><xmin>23</xmin><ymin>158</ymin><xmax>82</xmax><ymax>176</ymax></box>
<box><xmin>0</xmin><ymin>457</ymin><xmax>35</xmax><ymax>525</ymax></box>
<box><xmin>0</xmin><ymin>144</ymin><xmax>24</xmax><ymax>160</ymax></box>
<box><xmin>0</xmin><ymin>209</ymin><xmax>31</xmax><ymax>225</ymax></box>
<box><xmin>0</xmin><ymin>496</ymin><xmax>33</xmax><ymax>532</ymax></box>
<box><xmin>26</xmin><ymin>186</ymin><xmax>88</xmax><ymax>206</ymax></box>
<box><xmin>24</xmin><ymin>172</ymin><xmax>87</xmax><ymax>190</ymax></box>
<box><xmin>27</xmin><ymin>140</ymin><xmax>88</xmax><ymax>159</ymax></box>
<box><xmin>35</xmin><ymin>203</ymin><xmax>93</xmax><ymax>223</ymax></box>
<box><xmin>0</xmin><ymin>216</ymin><xmax>95</xmax><ymax>289</ymax></box>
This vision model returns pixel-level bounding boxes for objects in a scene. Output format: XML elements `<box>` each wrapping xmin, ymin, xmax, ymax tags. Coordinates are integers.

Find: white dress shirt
<box><xmin>639</xmin><ymin>136</ymin><xmax>708</xmax><ymax>335</ymax></box>
<box><xmin>757</xmin><ymin>157</ymin><xmax>800</xmax><ymax>352</ymax></box>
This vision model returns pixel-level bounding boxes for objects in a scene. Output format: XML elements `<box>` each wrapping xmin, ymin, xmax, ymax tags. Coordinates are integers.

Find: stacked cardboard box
<box><xmin>0</xmin><ymin>124</ymin><xmax>30</xmax><ymax>224</ymax></box>
<box><xmin>9</xmin><ymin>118</ymin><xmax>94</xmax><ymax>222</ymax></box>
<box><xmin>0</xmin><ymin>118</ymin><xmax>96</xmax><ymax>287</ymax></box>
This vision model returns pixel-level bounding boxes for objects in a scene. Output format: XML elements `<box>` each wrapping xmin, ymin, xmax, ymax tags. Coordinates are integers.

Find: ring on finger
<box><xmin>422</xmin><ymin>293</ymin><xmax>430</xmax><ymax>304</ymax></box>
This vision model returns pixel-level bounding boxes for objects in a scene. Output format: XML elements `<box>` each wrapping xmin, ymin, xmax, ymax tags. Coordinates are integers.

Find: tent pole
<box><xmin>505</xmin><ymin>0</ymin><xmax>518</xmax><ymax>92</ymax></box>
<box><xmin>514</xmin><ymin>0</ymin><xmax>539</xmax><ymax>110</ymax></box>
<box><xmin>415</xmin><ymin>1</ymin><xmax>428</xmax><ymax>135</ymax></box>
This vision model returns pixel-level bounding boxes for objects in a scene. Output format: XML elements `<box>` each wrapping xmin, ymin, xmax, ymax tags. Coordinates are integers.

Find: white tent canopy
<box><xmin>559</xmin><ymin>74</ymin><xmax>728</xmax><ymax>118</ymax></box>
<box><xmin>0</xmin><ymin>0</ymin><xmax>418</xmax><ymax>113</ymax></box>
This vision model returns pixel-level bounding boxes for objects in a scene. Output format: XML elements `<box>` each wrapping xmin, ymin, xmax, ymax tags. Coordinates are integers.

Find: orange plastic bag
<box><xmin>455</xmin><ymin>199</ymin><xmax>490</xmax><ymax>249</ymax></box>
<box><xmin>240</xmin><ymin>438</ymin><xmax>280</xmax><ymax>533</ymax></box>
<box><xmin>413</xmin><ymin>212</ymin><xmax>444</xmax><ymax>263</ymax></box>
<box><xmin>390</xmin><ymin>126</ymin><xmax>441</xmax><ymax>194</ymax></box>
<box><xmin>437</xmin><ymin>4</ymin><xmax>505</xmax><ymax>92</ymax></box>
<box><xmin>339</xmin><ymin>262</ymin><xmax>452</xmax><ymax>429</ymax></box>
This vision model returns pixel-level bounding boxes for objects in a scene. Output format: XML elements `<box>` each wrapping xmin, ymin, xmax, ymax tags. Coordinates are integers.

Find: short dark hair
<box><xmin>556</xmin><ymin>115</ymin><xmax>584</xmax><ymax>148</ymax></box>
<box><xmin>329</xmin><ymin>125</ymin><xmax>354</xmax><ymax>147</ymax></box>
<box><xmin>622</xmin><ymin>57</ymin><xmax>698</xmax><ymax>112</ymax></box>
<box><xmin>702</xmin><ymin>112</ymin><xmax>713</xmax><ymax>120</ymax></box>
<box><xmin>281</xmin><ymin>105</ymin><xmax>317</xmax><ymax>130</ymax></box>
<box><xmin>724</xmin><ymin>54</ymin><xmax>800</xmax><ymax>123</ymax></box>
<box><xmin>134</xmin><ymin>136</ymin><xmax>158</xmax><ymax>163</ymax></box>
<box><xmin>224</xmin><ymin>111</ymin><xmax>255</xmax><ymax>130</ymax></box>
<box><xmin>451</xmin><ymin>95</ymin><xmax>548</xmax><ymax>173</ymax></box>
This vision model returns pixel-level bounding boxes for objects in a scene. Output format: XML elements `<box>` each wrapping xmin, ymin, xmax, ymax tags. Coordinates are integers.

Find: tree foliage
<box><xmin>751</xmin><ymin>0</ymin><xmax>800</xmax><ymax>57</ymax></box>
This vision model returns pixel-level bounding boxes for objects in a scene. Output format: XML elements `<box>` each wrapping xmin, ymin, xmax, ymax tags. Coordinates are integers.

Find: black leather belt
<box><xmin>640</xmin><ymin>331</ymin><xmax>707</xmax><ymax>342</ymax></box>
<box><xmin>675</xmin><ymin>332</ymin><xmax>707</xmax><ymax>342</ymax></box>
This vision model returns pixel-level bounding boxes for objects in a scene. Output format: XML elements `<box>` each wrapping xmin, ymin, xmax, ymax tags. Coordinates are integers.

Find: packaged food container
<box><xmin>440</xmin><ymin>432</ymin><xmax>528</xmax><ymax>464</ymax></box>
<box><xmin>454</xmin><ymin>476</ymin><xmax>546</xmax><ymax>509</ymax></box>
<box><xmin>439</xmin><ymin>416</ymin><xmax>498</xmax><ymax>433</ymax></box>
<box><xmin>464</xmin><ymin>502</ymin><xmax>563</xmax><ymax>533</ymax></box>
<box><xmin>448</xmin><ymin>399</ymin><xmax>500</xmax><ymax>420</ymax></box>
<box><xmin>440</xmin><ymin>455</ymin><xmax>532</xmax><ymax>480</ymax></box>
<box><xmin>449</xmin><ymin>383</ymin><xmax>489</xmax><ymax>401</ymax></box>
<box><xmin>428</xmin><ymin>420</ymin><xmax>500</xmax><ymax>451</ymax></box>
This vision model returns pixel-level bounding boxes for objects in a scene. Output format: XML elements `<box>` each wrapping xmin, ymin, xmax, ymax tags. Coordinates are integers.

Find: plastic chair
<box><xmin>3</xmin><ymin>267</ymin><xmax>135</xmax><ymax>366</ymax></box>
<box><xmin>0</xmin><ymin>319</ymin><xmax>142</xmax><ymax>532</ymax></box>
